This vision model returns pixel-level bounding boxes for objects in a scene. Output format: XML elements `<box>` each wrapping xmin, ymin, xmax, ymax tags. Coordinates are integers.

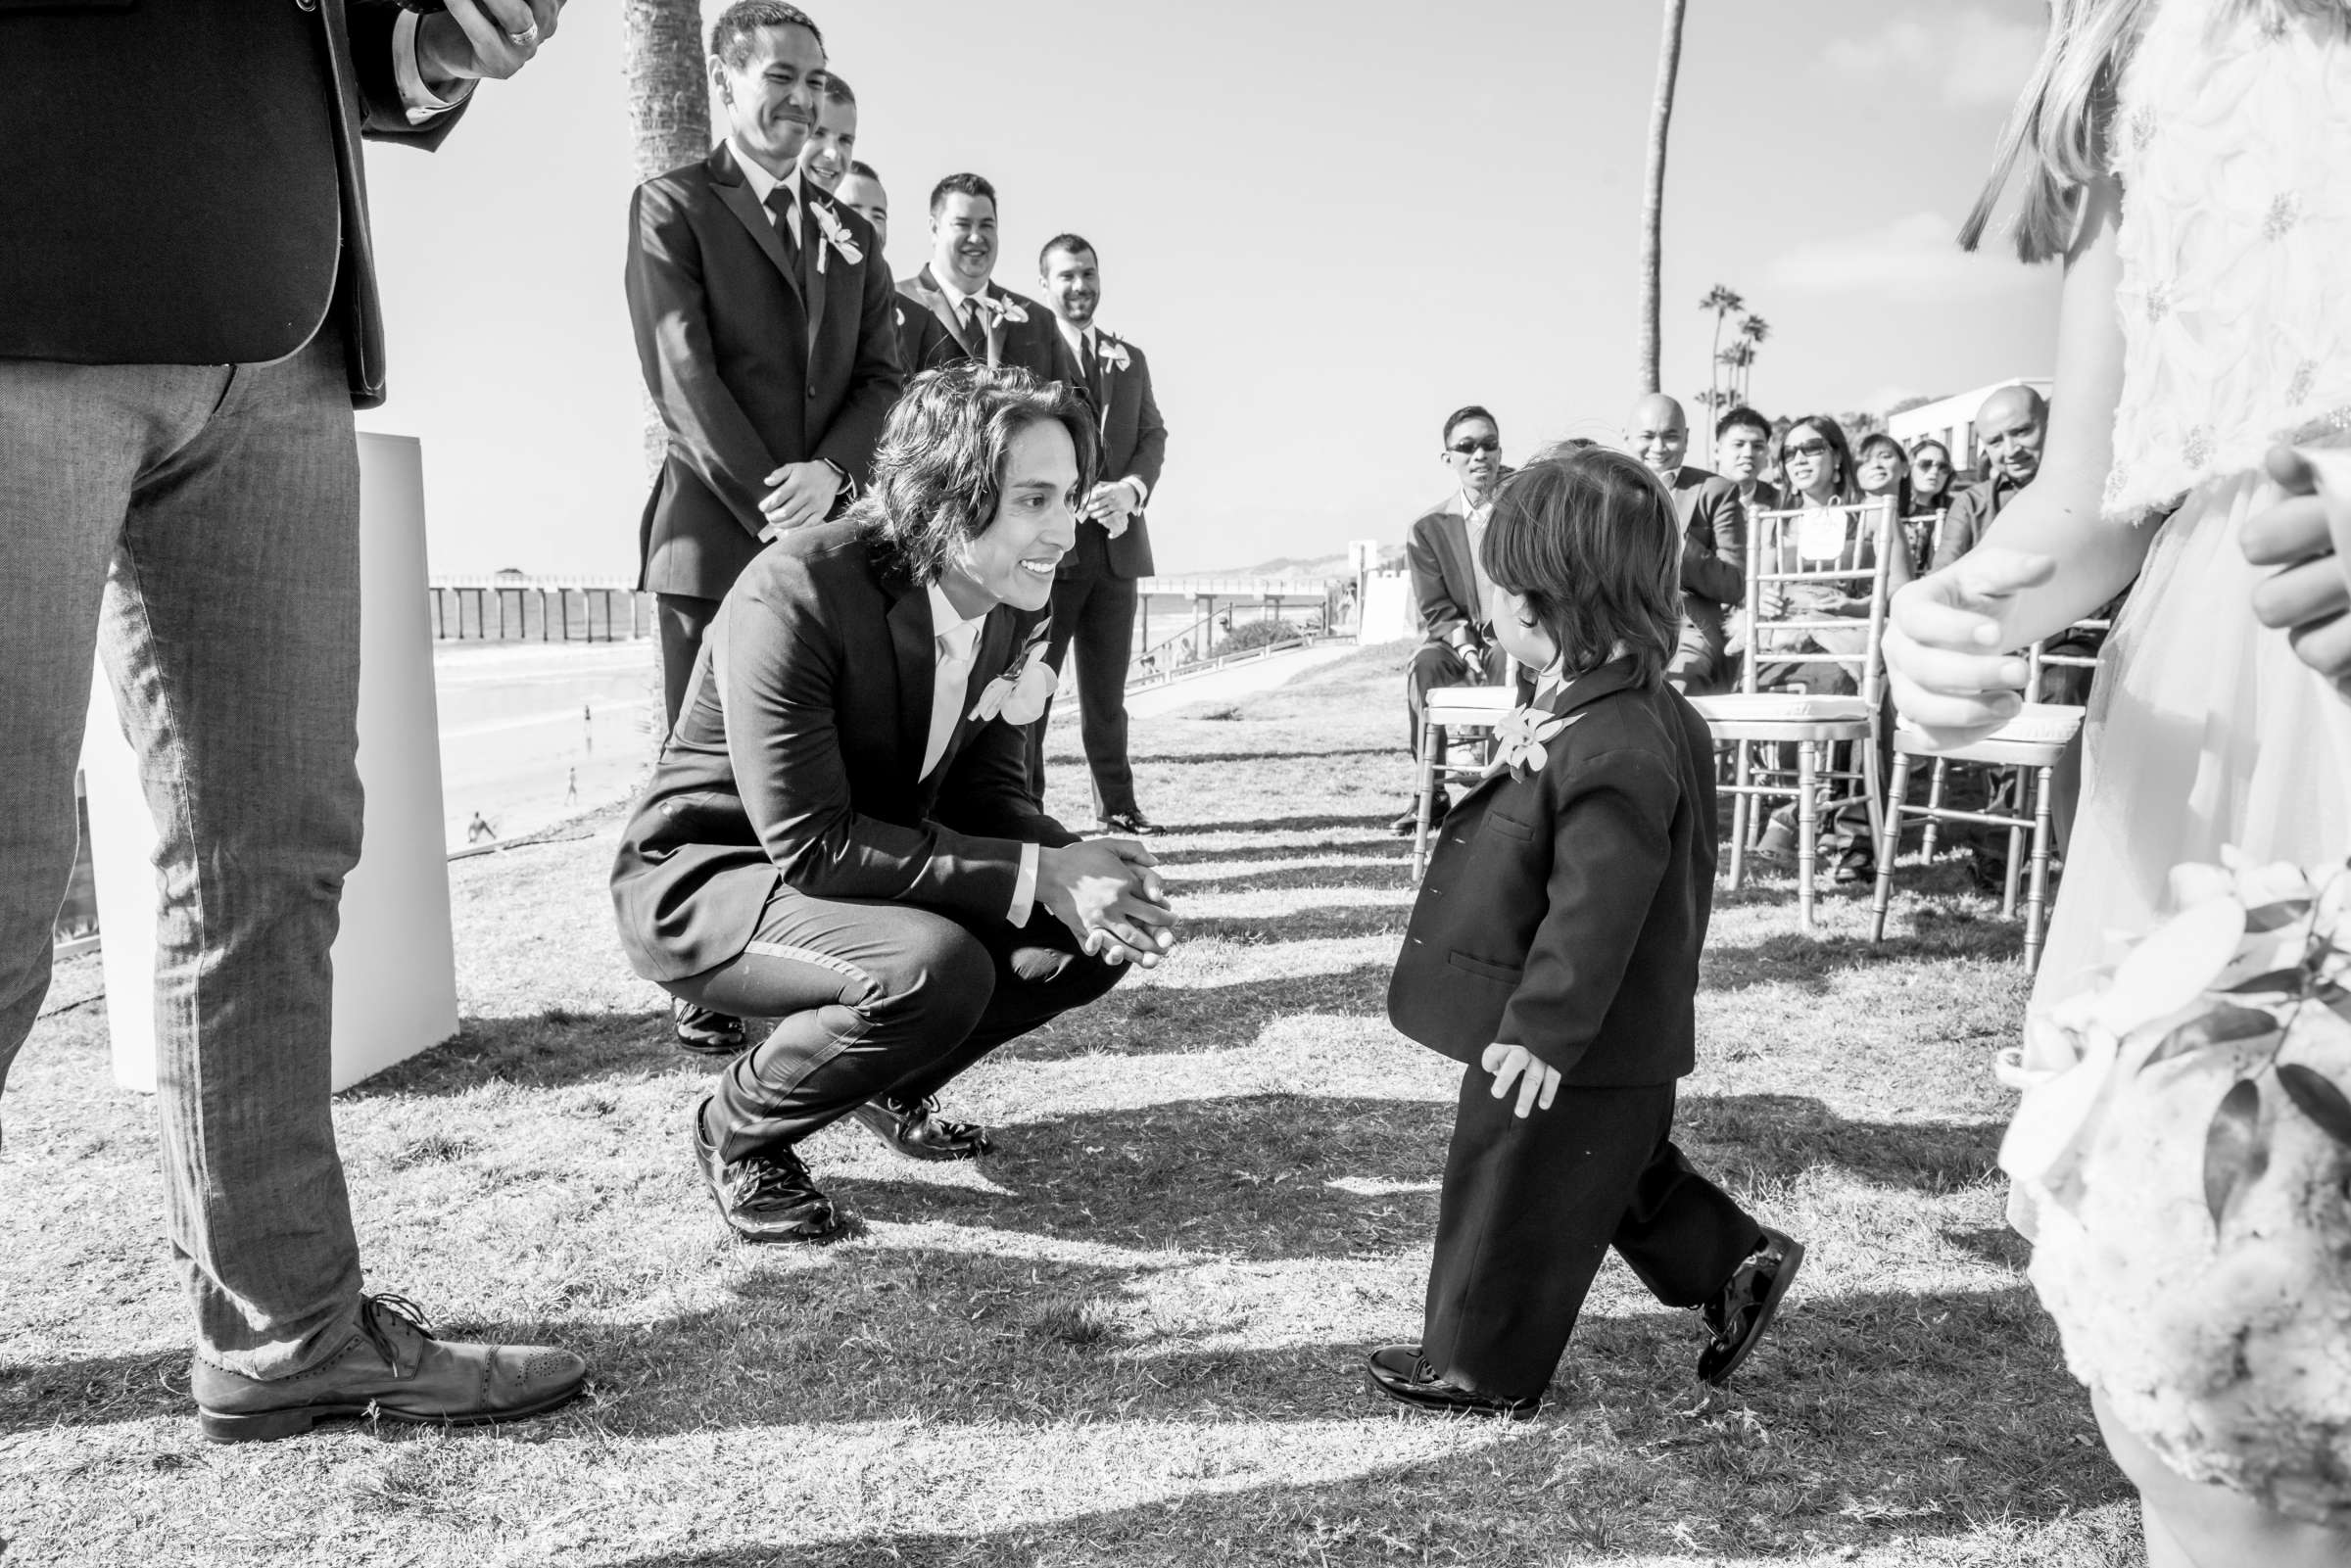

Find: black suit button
<box><xmin>806</xmin><ymin>387</ymin><xmax>817</xmax><ymax>399</ymax></box>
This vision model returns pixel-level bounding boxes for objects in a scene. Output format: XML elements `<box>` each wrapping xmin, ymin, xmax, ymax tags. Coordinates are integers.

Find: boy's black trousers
<box><xmin>1421</xmin><ymin>1073</ymin><xmax>1765</xmax><ymax>1401</ymax></box>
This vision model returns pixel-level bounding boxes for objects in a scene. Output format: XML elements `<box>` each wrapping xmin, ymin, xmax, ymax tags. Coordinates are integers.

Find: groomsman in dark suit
<box><xmin>627</xmin><ymin>0</ymin><xmax>902</xmax><ymax>1055</ymax></box>
<box><xmin>895</xmin><ymin>174</ymin><xmax>1081</xmax><ymax>385</ymax></box>
<box><xmin>1627</xmin><ymin>394</ymin><xmax>1746</xmax><ymax>695</ymax></box>
<box><xmin>0</xmin><ymin>0</ymin><xmax>585</xmax><ymax>1440</ymax></box>
<box><xmin>838</xmin><ymin>160</ymin><xmax>889</xmax><ymax>249</ymax></box>
<box><xmin>1394</xmin><ymin>405</ymin><xmax>1512</xmax><ymax>836</ymax></box>
<box><xmin>1028</xmin><ymin>235</ymin><xmax>1169</xmax><ymax>832</ymax></box>
<box><xmin>611</xmin><ymin>366</ymin><xmax>1175</xmax><ymax>1243</ymax></box>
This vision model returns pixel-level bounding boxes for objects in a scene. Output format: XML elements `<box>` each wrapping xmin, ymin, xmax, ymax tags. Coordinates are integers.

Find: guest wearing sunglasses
<box><xmin>1396</xmin><ymin>405</ymin><xmax>1514</xmax><ymax>835</ymax></box>
<box><xmin>1746</xmin><ymin>415</ymin><xmax>1909</xmax><ymax>882</ymax></box>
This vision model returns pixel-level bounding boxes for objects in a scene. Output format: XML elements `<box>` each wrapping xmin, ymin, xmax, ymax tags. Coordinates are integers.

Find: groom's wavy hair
<box><xmin>854</xmin><ymin>364</ymin><xmax>1099</xmax><ymax>587</ymax></box>
<box><xmin>1481</xmin><ymin>449</ymin><xmax>1681</xmax><ymax>689</ymax></box>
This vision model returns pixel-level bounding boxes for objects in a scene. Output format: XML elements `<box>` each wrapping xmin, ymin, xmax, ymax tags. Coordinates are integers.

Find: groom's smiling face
<box><xmin>942</xmin><ymin>419</ymin><xmax>1080</xmax><ymax>617</ymax></box>
<box><xmin>709</xmin><ymin>24</ymin><xmax>825</xmax><ymax>177</ymax></box>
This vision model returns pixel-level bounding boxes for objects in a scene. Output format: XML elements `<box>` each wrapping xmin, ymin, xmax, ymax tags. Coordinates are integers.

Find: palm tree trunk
<box><xmin>1707</xmin><ymin>305</ymin><xmax>1725</xmax><ymax>414</ymax></box>
<box><xmin>1636</xmin><ymin>0</ymin><xmax>1690</xmax><ymax>396</ymax></box>
<box><xmin>623</xmin><ymin>0</ymin><xmax>710</xmax><ymax>478</ymax></box>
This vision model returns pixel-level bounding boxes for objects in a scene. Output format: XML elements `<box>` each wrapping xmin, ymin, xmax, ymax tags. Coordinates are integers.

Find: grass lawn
<box><xmin>0</xmin><ymin>642</ymin><xmax>2141</xmax><ymax>1566</ymax></box>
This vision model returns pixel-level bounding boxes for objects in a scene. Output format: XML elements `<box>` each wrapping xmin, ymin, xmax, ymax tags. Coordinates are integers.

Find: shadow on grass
<box><xmin>1125</xmin><ymin>746</ymin><xmax>1398</xmax><ymax>768</ymax></box>
<box><xmin>1172</xmin><ymin>862</ymin><xmax>1414</xmax><ymax>901</ymax></box>
<box><xmin>1154</xmin><ymin>810</ymin><xmax>1397</xmax><ymax>841</ymax></box>
<box><xmin>1702</xmin><ymin>921</ymin><xmax>2027</xmax><ymax>994</ymax></box>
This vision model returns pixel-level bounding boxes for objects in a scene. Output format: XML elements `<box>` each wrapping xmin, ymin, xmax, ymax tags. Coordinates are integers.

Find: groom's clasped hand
<box><xmin>1039</xmin><ymin>835</ymin><xmax>1176</xmax><ymax>967</ymax></box>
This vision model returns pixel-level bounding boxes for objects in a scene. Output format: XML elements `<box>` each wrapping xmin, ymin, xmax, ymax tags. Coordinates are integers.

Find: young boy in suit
<box><xmin>1371</xmin><ymin>448</ymin><xmax>1804</xmax><ymax>1417</ymax></box>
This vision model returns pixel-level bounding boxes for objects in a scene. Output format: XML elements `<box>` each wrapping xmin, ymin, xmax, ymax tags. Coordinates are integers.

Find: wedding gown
<box><xmin>2017</xmin><ymin>0</ymin><xmax>2351</xmax><ymax>1526</ymax></box>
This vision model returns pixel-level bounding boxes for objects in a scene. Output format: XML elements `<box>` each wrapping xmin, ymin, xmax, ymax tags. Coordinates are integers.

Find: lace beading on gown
<box><xmin>2103</xmin><ymin>1</ymin><xmax>2351</xmax><ymax>521</ymax></box>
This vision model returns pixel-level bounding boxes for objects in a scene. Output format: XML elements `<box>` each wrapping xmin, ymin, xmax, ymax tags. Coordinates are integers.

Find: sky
<box><xmin>358</xmin><ymin>0</ymin><xmax>2064</xmax><ymax>578</ymax></box>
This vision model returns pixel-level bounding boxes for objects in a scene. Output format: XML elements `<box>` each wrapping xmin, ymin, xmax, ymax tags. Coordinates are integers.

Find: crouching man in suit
<box><xmin>611</xmin><ymin>365</ymin><xmax>1177</xmax><ymax>1243</ymax></box>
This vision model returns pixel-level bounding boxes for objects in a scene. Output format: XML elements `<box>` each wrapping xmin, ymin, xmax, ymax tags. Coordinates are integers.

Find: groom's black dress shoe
<box><xmin>850</xmin><ymin>1095</ymin><xmax>992</xmax><ymax>1162</ymax></box>
<box><xmin>673</xmin><ymin>1000</ymin><xmax>746</xmax><ymax>1057</ymax></box>
<box><xmin>1365</xmin><ymin>1346</ymin><xmax>1539</xmax><ymax>1418</ymax></box>
<box><xmin>691</xmin><ymin>1097</ymin><xmax>845</xmax><ymax>1243</ymax></box>
<box><xmin>1697</xmin><ymin>1226</ymin><xmax>1805</xmax><ymax>1386</ymax></box>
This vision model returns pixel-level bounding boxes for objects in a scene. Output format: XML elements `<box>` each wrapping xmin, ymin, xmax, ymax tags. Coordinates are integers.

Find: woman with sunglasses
<box><xmin>1908</xmin><ymin>438</ymin><xmax>1957</xmax><ymax>511</ymax></box>
<box><xmin>1744</xmin><ymin>415</ymin><xmax>1907</xmax><ymax>882</ymax></box>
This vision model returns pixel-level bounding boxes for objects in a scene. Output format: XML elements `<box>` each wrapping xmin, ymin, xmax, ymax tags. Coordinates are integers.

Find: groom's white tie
<box><xmin>923</xmin><ymin>619</ymin><xmax>983</xmax><ymax>780</ymax></box>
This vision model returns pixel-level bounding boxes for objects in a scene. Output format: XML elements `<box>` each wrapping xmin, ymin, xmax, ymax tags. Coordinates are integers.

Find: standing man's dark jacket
<box><xmin>628</xmin><ymin>144</ymin><xmax>904</xmax><ymax>603</ymax></box>
<box><xmin>612</xmin><ymin>522</ymin><xmax>1080</xmax><ymax>984</ymax></box>
<box><xmin>896</xmin><ymin>265</ymin><xmax>1080</xmax><ymax>388</ymax></box>
<box><xmin>1061</xmin><ymin>329</ymin><xmax>1167</xmax><ymax>580</ymax></box>
<box><xmin>0</xmin><ymin>1</ymin><xmax>464</xmax><ymax>407</ymax></box>
<box><xmin>1388</xmin><ymin>660</ymin><xmax>1715</xmax><ymax>1086</ymax></box>
<box><xmin>1662</xmin><ymin>465</ymin><xmax>1748</xmax><ymax>689</ymax></box>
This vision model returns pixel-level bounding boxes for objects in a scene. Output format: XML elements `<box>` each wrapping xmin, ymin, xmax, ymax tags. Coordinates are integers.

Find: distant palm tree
<box><xmin>624</xmin><ymin>0</ymin><xmax>710</xmax><ymax>474</ymax></box>
<box><xmin>1636</xmin><ymin>0</ymin><xmax>1691</xmax><ymax>395</ymax></box>
<box><xmin>1736</xmin><ymin>314</ymin><xmax>1771</xmax><ymax>403</ymax></box>
<box><xmin>1698</xmin><ymin>284</ymin><xmax>1745</xmax><ymax>414</ymax></box>
<box><xmin>1717</xmin><ymin>341</ymin><xmax>1754</xmax><ymax>406</ymax></box>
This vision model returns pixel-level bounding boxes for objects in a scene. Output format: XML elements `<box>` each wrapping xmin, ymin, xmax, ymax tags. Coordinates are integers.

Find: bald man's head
<box><xmin>1626</xmin><ymin>394</ymin><xmax>1689</xmax><ymax>478</ymax></box>
<box><xmin>1975</xmin><ymin>384</ymin><xmax>2048</xmax><ymax>487</ymax></box>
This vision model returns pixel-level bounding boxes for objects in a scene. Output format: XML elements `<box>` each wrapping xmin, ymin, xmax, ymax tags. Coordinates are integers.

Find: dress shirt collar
<box><xmin>939</xmin><ymin>273</ymin><xmax>991</xmax><ymax>315</ymax></box>
<box><xmin>727</xmin><ymin>139</ymin><xmax>802</xmax><ymax>211</ymax></box>
<box><xmin>1055</xmin><ymin>317</ymin><xmax>1098</xmax><ymax>356</ymax></box>
<box><xmin>927</xmin><ymin>584</ymin><xmax>985</xmax><ymax>648</ymax></box>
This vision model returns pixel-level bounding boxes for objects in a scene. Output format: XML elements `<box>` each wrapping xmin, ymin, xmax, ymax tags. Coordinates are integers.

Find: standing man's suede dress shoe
<box><xmin>190</xmin><ymin>1293</ymin><xmax>587</xmax><ymax>1443</ymax></box>
<box><xmin>1365</xmin><ymin>1346</ymin><xmax>1539</xmax><ymax>1418</ymax></box>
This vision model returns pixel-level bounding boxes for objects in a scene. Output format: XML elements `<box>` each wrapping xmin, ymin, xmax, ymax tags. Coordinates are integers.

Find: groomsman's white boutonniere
<box><xmin>1097</xmin><ymin>334</ymin><xmax>1131</xmax><ymax>372</ymax></box>
<box><xmin>971</xmin><ymin>622</ymin><xmax>1057</xmax><ymax>727</ymax></box>
<box><xmin>1489</xmin><ymin>705</ymin><xmax>1582</xmax><ymax>782</ymax></box>
<box><xmin>809</xmin><ymin>201</ymin><xmax>862</xmax><ymax>272</ymax></box>
<box><xmin>975</xmin><ymin>293</ymin><xmax>1029</xmax><ymax>328</ymax></box>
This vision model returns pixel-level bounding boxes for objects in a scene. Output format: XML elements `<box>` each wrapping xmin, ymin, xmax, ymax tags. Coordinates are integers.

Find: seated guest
<box><xmin>1854</xmin><ymin>432</ymin><xmax>1926</xmax><ymax>572</ymax></box>
<box><xmin>610</xmin><ymin>365</ymin><xmax>1176</xmax><ymax>1244</ymax></box>
<box><xmin>1394</xmin><ymin>404</ymin><xmax>1511</xmax><ymax>836</ymax></box>
<box><xmin>1626</xmin><ymin>393</ymin><xmax>1745</xmax><ymax>695</ymax></box>
<box><xmin>1748</xmin><ymin>414</ymin><xmax>1910</xmax><ymax>882</ymax></box>
<box><xmin>796</xmin><ymin>70</ymin><xmax>856</xmax><ymax>193</ymax></box>
<box><xmin>1370</xmin><ymin>449</ymin><xmax>1802</xmax><ymax>1418</ymax></box>
<box><xmin>1932</xmin><ymin>385</ymin><xmax>2045</xmax><ymax>572</ymax></box>
<box><xmin>1908</xmin><ymin>436</ymin><xmax>1956</xmax><ymax>513</ymax></box>
<box><xmin>838</xmin><ymin>158</ymin><xmax>888</xmax><ymax>248</ymax></box>
<box><xmin>1712</xmin><ymin>405</ymin><xmax>1780</xmax><ymax>519</ymax></box>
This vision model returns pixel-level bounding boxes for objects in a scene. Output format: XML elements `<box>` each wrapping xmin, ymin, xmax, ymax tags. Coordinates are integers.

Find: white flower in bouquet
<box><xmin>970</xmin><ymin>626</ymin><xmax>1056</xmax><ymax>727</ymax></box>
<box><xmin>2006</xmin><ymin>852</ymin><xmax>2351</xmax><ymax>1526</ymax></box>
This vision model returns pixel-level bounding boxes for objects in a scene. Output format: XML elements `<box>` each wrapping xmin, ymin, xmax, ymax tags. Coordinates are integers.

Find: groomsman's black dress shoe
<box><xmin>1365</xmin><ymin>1346</ymin><xmax>1539</xmax><ymax>1418</ymax></box>
<box><xmin>1389</xmin><ymin>791</ymin><xmax>1451</xmax><ymax>837</ymax></box>
<box><xmin>850</xmin><ymin>1094</ymin><xmax>993</xmax><ymax>1162</ymax></box>
<box><xmin>1098</xmin><ymin>809</ymin><xmax>1163</xmax><ymax>836</ymax></box>
<box><xmin>691</xmin><ymin>1097</ymin><xmax>845</xmax><ymax>1243</ymax></box>
<box><xmin>1697</xmin><ymin>1227</ymin><xmax>1805</xmax><ymax>1386</ymax></box>
<box><xmin>673</xmin><ymin>999</ymin><xmax>747</xmax><ymax>1057</ymax></box>
<box><xmin>190</xmin><ymin>1292</ymin><xmax>588</xmax><ymax>1443</ymax></box>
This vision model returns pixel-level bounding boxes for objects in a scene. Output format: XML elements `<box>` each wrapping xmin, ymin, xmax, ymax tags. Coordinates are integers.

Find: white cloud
<box><xmin>1825</xmin><ymin>7</ymin><xmax>2043</xmax><ymax>106</ymax></box>
<box><xmin>1767</xmin><ymin>212</ymin><xmax>2039</xmax><ymax>302</ymax></box>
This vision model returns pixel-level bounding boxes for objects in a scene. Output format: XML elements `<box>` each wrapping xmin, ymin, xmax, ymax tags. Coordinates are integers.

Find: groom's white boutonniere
<box><xmin>971</xmin><ymin>621</ymin><xmax>1057</xmax><ymax>726</ymax></box>
<box><xmin>809</xmin><ymin>201</ymin><xmax>862</xmax><ymax>271</ymax></box>
<box><xmin>1488</xmin><ymin>705</ymin><xmax>1581</xmax><ymax>781</ymax></box>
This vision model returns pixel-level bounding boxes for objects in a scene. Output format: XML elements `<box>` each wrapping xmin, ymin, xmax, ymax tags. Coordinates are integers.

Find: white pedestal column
<box><xmin>82</xmin><ymin>432</ymin><xmax>460</xmax><ymax>1093</ymax></box>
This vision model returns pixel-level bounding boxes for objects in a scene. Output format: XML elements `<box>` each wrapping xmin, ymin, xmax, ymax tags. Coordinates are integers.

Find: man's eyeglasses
<box><xmin>1782</xmin><ymin>438</ymin><xmax>1831</xmax><ymax>461</ymax></box>
<box><xmin>1449</xmin><ymin>438</ymin><xmax>1501</xmax><ymax>455</ymax></box>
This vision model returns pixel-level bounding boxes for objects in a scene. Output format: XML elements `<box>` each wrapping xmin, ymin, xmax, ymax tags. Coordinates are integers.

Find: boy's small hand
<box><xmin>1482</xmin><ymin>1043</ymin><xmax>1561</xmax><ymax>1118</ymax></box>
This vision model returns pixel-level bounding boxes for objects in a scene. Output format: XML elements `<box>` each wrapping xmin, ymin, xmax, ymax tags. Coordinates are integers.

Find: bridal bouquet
<box><xmin>2001</xmin><ymin>851</ymin><xmax>2351</xmax><ymax>1524</ymax></box>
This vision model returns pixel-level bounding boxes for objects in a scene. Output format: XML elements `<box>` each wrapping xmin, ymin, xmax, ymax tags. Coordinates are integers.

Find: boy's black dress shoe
<box><xmin>1698</xmin><ymin>1227</ymin><xmax>1805</xmax><ymax>1386</ymax></box>
<box><xmin>1365</xmin><ymin>1346</ymin><xmax>1539</xmax><ymax>1418</ymax></box>
<box><xmin>673</xmin><ymin>999</ymin><xmax>746</xmax><ymax>1056</ymax></box>
<box><xmin>190</xmin><ymin>1293</ymin><xmax>587</xmax><ymax>1443</ymax></box>
<box><xmin>691</xmin><ymin>1097</ymin><xmax>845</xmax><ymax>1242</ymax></box>
<box><xmin>849</xmin><ymin>1094</ymin><xmax>992</xmax><ymax>1162</ymax></box>
<box><xmin>1098</xmin><ymin>810</ymin><xmax>1162</xmax><ymax>836</ymax></box>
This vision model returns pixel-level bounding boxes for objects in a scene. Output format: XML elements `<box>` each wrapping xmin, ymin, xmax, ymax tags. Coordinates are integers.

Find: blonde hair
<box><xmin>1962</xmin><ymin>0</ymin><xmax>2341</xmax><ymax>262</ymax></box>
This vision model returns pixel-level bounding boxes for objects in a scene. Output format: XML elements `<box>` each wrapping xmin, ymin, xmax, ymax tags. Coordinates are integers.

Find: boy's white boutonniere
<box><xmin>809</xmin><ymin>201</ymin><xmax>861</xmax><ymax>271</ymax></box>
<box><xmin>1488</xmin><ymin>704</ymin><xmax>1582</xmax><ymax>781</ymax></box>
<box><xmin>1097</xmin><ymin>334</ymin><xmax>1131</xmax><ymax>372</ymax></box>
<box><xmin>971</xmin><ymin>621</ymin><xmax>1057</xmax><ymax>726</ymax></box>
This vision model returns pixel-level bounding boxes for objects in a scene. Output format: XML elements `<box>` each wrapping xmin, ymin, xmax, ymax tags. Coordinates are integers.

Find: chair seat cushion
<box><xmin>1894</xmin><ymin>703</ymin><xmax>2086</xmax><ymax>762</ymax></box>
<box><xmin>1687</xmin><ymin>692</ymin><xmax>1872</xmax><ymax>724</ymax></box>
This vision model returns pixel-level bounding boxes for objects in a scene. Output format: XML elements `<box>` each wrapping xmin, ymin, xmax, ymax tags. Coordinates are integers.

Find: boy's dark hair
<box><xmin>852</xmin><ymin>363</ymin><xmax>1098</xmax><ymax>586</ymax></box>
<box><xmin>929</xmin><ymin>171</ymin><xmax>997</xmax><ymax>217</ymax></box>
<box><xmin>848</xmin><ymin>159</ymin><xmax>880</xmax><ymax>180</ymax></box>
<box><xmin>709</xmin><ymin>2</ymin><xmax>823</xmax><ymax>69</ymax></box>
<box><xmin>1441</xmin><ymin>404</ymin><xmax>1497</xmax><ymax>445</ymax></box>
<box><xmin>818</xmin><ymin>71</ymin><xmax>853</xmax><ymax>105</ymax></box>
<box><xmin>1714</xmin><ymin>404</ymin><xmax>1770</xmax><ymax>443</ymax></box>
<box><xmin>1038</xmin><ymin>232</ymin><xmax>1095</xmax><ymax>269</ymax></box>
<box><xmin>1481</xmin><ymin>449</ymin><xmax>1682</xmax><ymax>688</ymax></box>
